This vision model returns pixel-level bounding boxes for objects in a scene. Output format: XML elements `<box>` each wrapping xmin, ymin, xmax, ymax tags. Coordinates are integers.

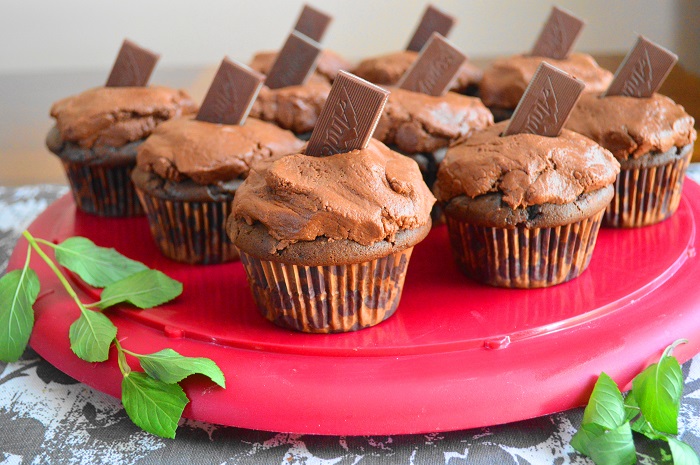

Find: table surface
<box><xmin>0</xmin><ymin>171</ymin><xmax>699</xmax><ymax>465</ymax></box>
<box><xmin>2</xmin><ymin>58</ymin><xmax>700</xmax><ymax>464</ymax></box>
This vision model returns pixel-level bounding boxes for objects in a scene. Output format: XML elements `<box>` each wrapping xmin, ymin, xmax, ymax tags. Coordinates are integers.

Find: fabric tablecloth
<box><xmin>2</xmin><ymin>170</ymin><xmax>700</xmax><ymax>464</ymax></box>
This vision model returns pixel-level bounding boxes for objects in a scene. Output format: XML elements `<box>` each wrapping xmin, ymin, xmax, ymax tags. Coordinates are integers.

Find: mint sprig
<box><xmin>0</xmin><ymin>231</ymin><xmax>226</xmax><ymax>439</ymax></box>
<box><xmin>572</xmin><ymin>340</ymin><xmax>699</xmax><ymax>465</ymax></box>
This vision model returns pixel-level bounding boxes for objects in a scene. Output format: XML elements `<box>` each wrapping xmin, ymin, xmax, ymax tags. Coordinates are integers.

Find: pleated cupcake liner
<box><xmin>604</xmin><ymin>153</ymin><xmax>691</xmax><ymax>228</ymax></box>
<box><xmin>239</xmin><ymin>248</ymin><xmax>414</xmax><ymax>333</ymax></box>
<box><xmin>135</xmin><ymin>189</ymin><xmax>238</xmax><ymax>264</ymax></box>
<box><xmin>445</xmin><ymin>210</ymin><xmax>605</xmax><ymax>288</ymax></box>
<box><xmin>62</xmin><ymin>160</ymin><xmax>143</xmax><ymax>217</ymax></box>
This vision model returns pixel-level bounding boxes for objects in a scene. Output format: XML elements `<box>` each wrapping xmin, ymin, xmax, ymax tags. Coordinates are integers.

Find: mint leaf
<box><xmin>572</xmin><ymin>422</ymin><xmax>607</xmax><ymax>457</ymax></box>
<box><xmin>69</xmin><ymin>310</ymin><xmax>117</xmax><ymax>362</ymax></box>
<box><xmin>0</xmin><ymin>267</ymin><xmax>39</xmax><ymax>362</ymax></box>
<box><xmin>54</xmin><ymin>237</ymin><xmax>147</xmax><ymax>288</ymax></box>
<box><xmin>623</xmin><ymin>391</ymin><xmax>640</xmax><ymax>423</ymax></box>
<box><xmin>96</xmin><ymin>270</ymin><xmax>182</xmax><ymax>309</ymax></box>
<box><xmin>122</xmin><ymin>372</ymin><xmax>189</xmax><ymax>439</ymax></box>
<box><xmin>632</xmin><ymin>351</ymin><xmax>684</xmax><ymax>435</ymax></box>
<box><xmin>587</xmin><ymin>422</ymin><xmax>636</xmax><ymax>465</ymax></box>
<box><xmin>138</xmin><ymin>349</ymin><xmax>225</xmax><ymax>388</ymax></box>
<box><xmin>583</xmin><ymin>372</ymin><xmax>627</xmax><ymax>430</ymax></box>
<box><xmin>668</xmin><ymin>437</ymin><xmax>700</xmax><ymax>465</ymax></box>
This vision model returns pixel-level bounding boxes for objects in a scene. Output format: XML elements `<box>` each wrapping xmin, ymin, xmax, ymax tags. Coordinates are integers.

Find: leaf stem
<box><xmin>22</xmin><ymin>231</ymin><xmax>84</xmax><ymax>312</ymax></box>
<box><xmin>114</xmin><ymin>338</ymin><xmax>131</xmax><ymax>377</ymax></box>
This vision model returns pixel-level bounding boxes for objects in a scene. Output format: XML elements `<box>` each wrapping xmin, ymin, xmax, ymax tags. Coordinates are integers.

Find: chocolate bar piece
<box><xmin>305</xmin><ymin>71</ymin><xmax>390</xmax><ymax>157</ymax></box>
<box><xmin>398</xmin><ymin>32</ymin><xmax>466</xmax><ymax>96</ymax></box>
<box><xmin>531</xmin><ymin>6</ymin><xmax>584</xmax><ymax>60</ymax></box>
<box><xmin>265</xmin><ymin>31</ymin><xmax>322</xmax><ymax>90</ymax></box>
<box><xmin>604</xmin><ymin>35</ymin><xmax>678</xmax><ymax>98</ymax></box>
<box><xmin>503</xmin><ymin>62</ymin><xmax>584</xmax><ymax>137</ymax></box>
<box><xmin>105</xmin><ymin>39</ymin><xmax>159</xmax><ymax>87</ymax></box>
<box><xmin>294</xmin><ymin>4</ymin><xmax>333</xmax><ymax>42</ymax></box>
<box><xmin>406</xmin><ymin>5</ymin><xmax>456</xmax><ymax>52</ymax></box>
<box><xmin>196</xmin><ymin>58</ymin><xmax>265</xmax><ymax>125</ymax></box>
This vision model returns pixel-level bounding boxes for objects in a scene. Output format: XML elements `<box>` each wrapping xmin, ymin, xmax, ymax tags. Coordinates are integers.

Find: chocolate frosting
<box><xmin>353</xmin><ymin>50</ymin><xmax>483</xmax><ymax>93</ymax></box>
<box><xmin>136</xmin><ymin>117</ymin><xmax>304</xmax><ymax>186</ymax></box>
<box><xmin>50</xmin><ymin>86</ymin><xmax>198</xmax><ymax>149</ymax></box>
<box><xmin>249</xmin><ymin>81</ymin><xmax>331</xmax><ymax>134</ymax></box>
<box><xmin>230</xmin><ymin>139</ymin><xmax>436</xmax><ymax>250</ymax></box>
<box><xmin>566</xmin><ymin>93</ymin><xmax>697</xmax><ymax>160</ymax></box>
<box><xmin>434</xmin><ymin>121</ymin><xmax>620</xmax><ymax>208</ymax></box>
<box><xmin>250</xmin><ymin>49</ymin><xmax>352</xmax><ymax>84</ymax></box>
<box><xmin>480</xmin><ymin>53</ymin><xmax>613</xmax><ymax>109</ymax></box>
<box><xmin>375</xmin><ymin>87</ymin><xmax>494</xmax><ymax>153</ymax></box>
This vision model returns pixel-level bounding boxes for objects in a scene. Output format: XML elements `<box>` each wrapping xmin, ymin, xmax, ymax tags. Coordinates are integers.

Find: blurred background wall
<box><xmin>1</xmin><ymin>0</ymin><xmax>697</xmax><ymax>75</ymax></box>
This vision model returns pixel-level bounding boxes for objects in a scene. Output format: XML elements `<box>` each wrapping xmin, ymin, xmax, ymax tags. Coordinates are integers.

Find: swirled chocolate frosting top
<box><xmin>50</xmin><ymin>86</ymin><xmax>198</xmax><ymax>149</ymax></box>
<box><xmin>232</xmin><ymin>138</ymin><xmax>436</xmax><ymax>246</ymax></box>
<box><xmin>434</xmin><ymin>121</ymin><xmax>620</xmax><ymax>208</ymax></box>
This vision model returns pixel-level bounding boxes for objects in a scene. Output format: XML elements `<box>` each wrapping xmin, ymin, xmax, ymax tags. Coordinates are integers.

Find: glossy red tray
<box><xmin>8</xmin><ymin>180</ymin><xmax>700</xmax><ymax>435</ymax></box>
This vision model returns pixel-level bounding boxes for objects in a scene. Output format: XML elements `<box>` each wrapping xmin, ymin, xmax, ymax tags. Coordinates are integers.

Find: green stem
<box><xmin>22</xmin><ymin>231</ymin><xmax>85</xmax><ymax>312</ymax></box>
<box><xmin>114</xmin><ymin>338</ymin><xmax>131</xmax><ymax>377</ymax></box>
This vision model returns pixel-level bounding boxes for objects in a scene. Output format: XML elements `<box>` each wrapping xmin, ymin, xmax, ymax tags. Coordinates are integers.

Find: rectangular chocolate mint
<box><xmin>305</xmin><ymin>71</ymin><xmax>390</xmax><ymax>157</ymax></box>
<box><xmin>603</xmin><ymin>35</ymin><xmax>678</xmax><ymax>98</ymax></box>
<box><xmin>398</xmin><ymin>32</ymin><xmax>466</xmax><ymax>96</ymax></box>
<box><xmin>531</xmin><ymin>6</ymin><xmax>584</xmax><ymax>60</ymax></box>
<box><xmin>265</xmin><ymin>31</ymin><xmax>322</xmax><ymax>90</ymax></box>
<box><xmin>196</xmin><ymin>57</ymin><xmax>265</xmax><ymax>125</ymax></box>
<box><xmin>293</xmin><ymin>4</ymin><xmax>333</xmax><ymax>42</ymax></box>
<box><xmin>406</xmin><ymin>4</ymin><xmax>456</xmax><ymax>52</ymax></box>
<box><xmin>105</xmin><ymin>39</ymin><xmax>159</xmax><ymax>87</ymax></box>
<box><xmin>503</xmin><ymin>62</ymin><xmax>585</xmax><ymax>137</ymax></box>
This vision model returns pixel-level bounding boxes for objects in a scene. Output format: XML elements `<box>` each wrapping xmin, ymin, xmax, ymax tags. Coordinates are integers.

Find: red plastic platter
<box><xmin>8</xmin><ymin>180</ymin><xmax>700</xmax><ymax>435</ymax></box>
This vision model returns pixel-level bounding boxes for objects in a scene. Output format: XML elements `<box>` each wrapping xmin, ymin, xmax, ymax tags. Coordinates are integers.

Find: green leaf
<box><xmin>96</xmin><ymin>270</ymin><xmax>183</xmax><ymax>310</ymax></box>
<box><xmin>122</xmin><ymin>372</ymin><xmax>189</xmax><ymax>439</ymax></box>
<box><xmin>587</xmin><ymin>422</ymin><xmax>637</xmax><ymax>465</ymax></box>
<box><xmin>138</xmin><ymin>349</ymin><xmax>225</xmax><ymax>388</ymax></box>
<box><xmin>0</xmin><ymin>267</ymin><xmax>39</xmax><ymax>362</ymax></box>
<box><xmin>623</xmin><ymin>391</ymin><xmax>640</xmax><ymax>423</ymax></box>
<box><xmin>632</xmin><ymin>354</ymin><xmax>684</xmax><ymax>435</ymax></box>
<box><xmin>630</xmin><ymin>415</ymin><xmax>662</xmax><ymax>440</ymax></box>
<box><xmin>583</xmin><ymin>372</ymin><xmax>627</xmax><ymax>430</ymax></box>
<box><xmin>668</xmin><ymin>437</ymin><xmax>700</xmax><ymax>465</ymax></box>
<box><xmin>69</xmin><ymin>310</ymin><xmax>117</xmax><ymax>362</ymax></box>
<box><xmin>571</xmin><ymin>422</ymin><xmax>606</xmax><ymax>457</ymax></box>
<box><xmin>54</xmin><ymin>237</ymin><xmax>147</xmax><ymax>288</ymax></box>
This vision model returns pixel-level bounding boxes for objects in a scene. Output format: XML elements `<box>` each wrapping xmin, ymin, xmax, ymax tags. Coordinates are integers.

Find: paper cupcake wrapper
<box><xmin>604</xmin><ymin>153</ymin><xmax>691</xmax><ymax>228</ymax></box>
<box><xmin>239</xmin><ymin>248</ymin><xmax>413</xmax><ymax>333</ymax></box>
<box><xmin>135</xmin><ymin>189</ymin><xmax>238</xmax><ymax>264</ymax></box>
<box><xmin>62</xmin><ymin>160</ymin><xmax>143</xmax><ymax>217</ymax></box>
<box><xmin>445</xmin><ymin>210</ymin><xmax>605</xmax><ymax>288</ymax></box>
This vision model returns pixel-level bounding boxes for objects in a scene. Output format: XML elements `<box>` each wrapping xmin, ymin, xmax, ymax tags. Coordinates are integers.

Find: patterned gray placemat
<box><xmin>1</xmin><ymin>182</ymin><xmax>700</xmax><ymax>465</ymax></box>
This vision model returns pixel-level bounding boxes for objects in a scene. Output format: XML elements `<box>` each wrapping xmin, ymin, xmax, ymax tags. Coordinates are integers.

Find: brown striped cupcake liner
<box><xmin>135</xmin><ymin>190</ymin><xmax>238</xmax><ymax>264</ymax></box>
<box><xmin>445</xmin><ymin>210</ymin><xmax>605</xmax><ymax>288</ymax></box>
<box><xmin>604</xmin><ymin>151</ymin><xmax>692</xmax><ymax>228</ymax></box>
<box><xmin>62</xmin><ymin>159</ymin><xmax>143</xmax><ymax>217</ymax></box>
<box><xmin>239</xmin><ymin>248</ymin><xmax>414</xmax><ymax>333</ymax></box>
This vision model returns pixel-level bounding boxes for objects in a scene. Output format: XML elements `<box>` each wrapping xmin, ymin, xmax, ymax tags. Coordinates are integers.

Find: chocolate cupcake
<box><xmin>374</xmin><ymin>87</ymin><xmax>493</xmax><ymax>187</ymax></box>
<box><xmin>247</xmin><ymin>32</ymin><xmax>332</xmax><ymax>140</ymax></box>
<box><xmin>434</xmin><ymin>121</ymin><xmax>620</xmax><ymax>288</ymax></box>
<box><xmin>249</xmin><ymin>49</ymin><xmax>351</xmax><ymax>85</ymax></box>
<box><xmin>354</xmin><ymin>50</ymin><xmax>482</xmax><ymax>96</ymax></box>
<box><xmin>250</xmin><ymin>81</ymin><xmax>331</xmax><ymax>138</ymax></box>
<box><xmin>228</xmin><ymin>139</ymin><xmax>435</xmax><ymax>333</ymax></box>
<box><xmin>566</xmin><ymin>93</ymin><xmax>696</xmax><ymax>227</ymax></box>
<box><xmin>133</xmin><ymin>117</ymin><xmax>303</xmax><ymax>264</ymax></box>
<box><xmin>47</xmin><ymin>86</ymin><xmax>197</xmax><ymax>216</ymax></box>
<box><xmin>480</xmin><ymin>53</ymin><xmax>613</xmax><ymax>122</ymax></box>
